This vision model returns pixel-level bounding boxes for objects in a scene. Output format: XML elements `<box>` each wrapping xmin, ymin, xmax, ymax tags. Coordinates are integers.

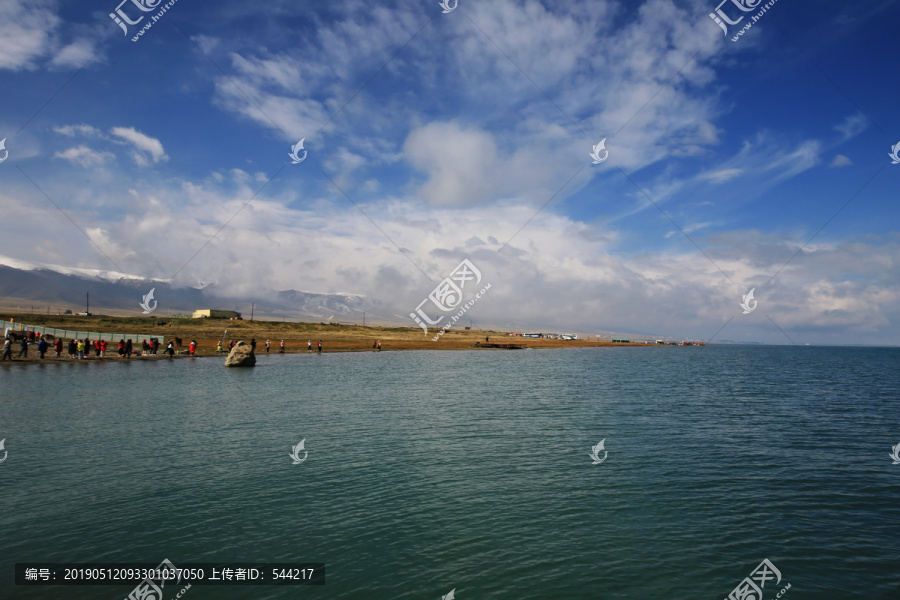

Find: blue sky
<box><xmin>0</xmin><ymin>0</ymin><xmax>898</xmax><ymax>344</ymax></box>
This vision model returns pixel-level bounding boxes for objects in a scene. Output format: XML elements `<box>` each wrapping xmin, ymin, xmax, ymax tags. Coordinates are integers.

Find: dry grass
<box><xmin>0</xmin><ymin>312</ymin><xmax>656</xmax><ymax>361</ymax></box>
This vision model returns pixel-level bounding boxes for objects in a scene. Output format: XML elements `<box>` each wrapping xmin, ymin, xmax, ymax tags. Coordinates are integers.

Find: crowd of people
<box><xmin>3</xmin><ymin>328</ymin><xmax>385</xmax><ymax>362</ymax></box>
<box><xmin>1</xmin><ymin>329</ymin><xmax>186</xmax><ymax>361</ymax></box>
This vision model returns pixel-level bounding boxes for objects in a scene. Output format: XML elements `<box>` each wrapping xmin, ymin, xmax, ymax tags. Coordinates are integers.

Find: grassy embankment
<box><xmin>1</xmin><ymin>313</ymin><xmax>652</xmax><ymax>362</ymax></box>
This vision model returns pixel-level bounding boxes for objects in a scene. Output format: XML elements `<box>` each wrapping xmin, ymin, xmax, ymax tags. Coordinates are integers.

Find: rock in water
<box><xmin>225</xmin><ymin>341</ymin><xmax>256</xmax><ymax>367</ymax></box>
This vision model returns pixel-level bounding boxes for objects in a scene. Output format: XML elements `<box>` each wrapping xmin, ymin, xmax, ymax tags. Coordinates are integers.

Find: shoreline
<box><xmin>1</xmin><ymin>312</ymin><xmax>693</xmax><ymax>365</ymax></box>
<box><xmin>0</xmin><ymin>339</ymin><xmax>665</xmax><ymax>365</ymax></box>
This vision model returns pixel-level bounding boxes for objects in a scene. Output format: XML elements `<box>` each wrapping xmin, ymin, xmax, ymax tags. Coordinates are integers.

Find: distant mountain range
<box><xmin>0</xmin><ymin>256</ymin><xmax>731</xmax><ymax>342</ymax></box>
<box><xmin>0</xmin><ymin>256</ymin><xmax>385</xmax><ymax>323</ymax></box>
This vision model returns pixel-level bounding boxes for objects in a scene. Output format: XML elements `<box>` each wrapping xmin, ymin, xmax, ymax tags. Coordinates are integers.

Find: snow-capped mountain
<box><xmin>0</xmin><ymin>256</ymin><xmax>384</xmax><ymax>322</ymax></box>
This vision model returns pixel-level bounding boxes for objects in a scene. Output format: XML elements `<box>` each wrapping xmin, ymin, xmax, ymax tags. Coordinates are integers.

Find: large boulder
<box><xmin>225</xmin><ymin>341</ymin><xmax>256</xmax><ymax>367</ymax></box>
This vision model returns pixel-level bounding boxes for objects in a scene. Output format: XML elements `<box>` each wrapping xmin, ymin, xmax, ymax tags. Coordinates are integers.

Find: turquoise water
<box><xmin>1</xmin><ymin>346</ymin><xmax>899</xmax><ymax>599</ymax></box>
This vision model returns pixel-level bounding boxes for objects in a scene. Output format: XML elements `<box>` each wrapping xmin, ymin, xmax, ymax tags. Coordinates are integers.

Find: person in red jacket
<box><xmin>100</xmin><ymin>339</ymin><xmax>107</xmax><ymax>357</ymax></box>
<box><xmin>189</xmin><ymin>340</ymin><xmax>197</xmax><ymax>356</ymax></box>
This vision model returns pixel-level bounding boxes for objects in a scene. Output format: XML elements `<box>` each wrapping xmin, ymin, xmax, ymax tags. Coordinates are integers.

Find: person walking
<box><xmin>317</xmin><ymin>340</ymin><xmax>322</xmax><ymax>352</ymax></box>
<box><xmin>38</xmin><ymin>338</ymin><xmax>48</xmax><ymax>359</ymax></box>
<box><xmin>308</xmin><ymin>340</ymin><xmax>312</xmax><ymax>352</ymax></box>
<box><xmin>76</xmin><ymin>339</ymin><xmax>84</xmax><ymax>359</ymax></box>
<box><xmin>377</xmin><ymin>341</ymin><xmax>381</xmax><ymax>351</ymax></box>
<box><xmin>68</xmin><ymin>339</ymin><xmax>76</xmax><ymax>359</ymax></box>
<box><xmin>216</xmin><ymin>340</ymin><xmax>223</xmax><ymax>354</ymax></box>
<box><xmin>125</xmin><ymin>339</ymin><xmax>133</xmax><ymax>359</ymax></box>
<box><xmin>279</xmin><ymin>340</ymin><xmax>285</xmax><ymax>354</ymax></box>
<box><xmin>265</xmin><ymin>339</ymin><xmax>271</xmax><ymax>353</ymax></box>
<box><xmin>166</xmin><ymin>341</ymin><xmax>175</xmax><ymax>357</ymax></box>
<box><xmin>189</xmin><ymin>340</ymin><xmax>197</xmax><ymax>356</ymax></box>
<box><xmin>54</xmin><ymin>337</ymin><xmax>63</xmax><ymax>358</ymax></box>
<box><xmin>2</xmin><ymin>338</ymin><xmax>12</xmax><ymax>361</ymax></box>
<box><xmin>17</xmin><ymin>337</ymin><xmax>28</xmax><ymax>358</ymax></box>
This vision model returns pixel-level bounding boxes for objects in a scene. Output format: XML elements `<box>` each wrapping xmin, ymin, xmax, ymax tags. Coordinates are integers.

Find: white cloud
<box><xmin>702</xmin><ymin>168</ymin><xmax>743</xmax><ymax>183</ymax></box>
<box><xmin>191</xmin><ymin>34</ymin><xmax>219</xmax><ymax>55</ymax></box>
<box><xmin>766</xmin><ymin>140</ymin><xmax>822</xmax><ymax>180</ymax></box>
<box><xmin>664</xmin><ymin>221</ymin><xmax>714</xmax><ymax>238</ymax></box>
<box><xmin>50</xmin><ymin>38</ymin><xmax>98</xmax><ymax>69</ymax></box>
<box><xmin>53</xmin><ymin>145</ymin><xmax>114</xmax><ymax>167</ymax></box>
<box><xmin>212</xmin><ymin>71</ymin><xmax>330</xmax><ymax>140</ymax></box>
<box><xmin>404</xmin><ymin>122</ymin><xmax>501</xmax><ymax>207</ymax></box>
<box><xmin>404</xmin><ymin>120</ymin><xmax>596</xmax><ymax>208</ymax></box>
<box><xmin>0</xmin><ymin>0</ymin><xmax>60</xmax><ymax>71</ymax></box>
<box><xmin>206</xmin><ymin>0</ymin><xmax>723</xmax><ymax>178</ymax></box>
<box><xmin>4</xmin><ymin>161</ymin><xmax>898</xmax><ymax>345</ymax></box>
<box><xmin>830</xmin><ymin>154</ymin><xmax>852</xmax><ymax>167</ymax></box>
<box><xmin>696</xmin><ymin>134</ymin><xmax>822</xmax><ymax>189</ymax></box>
<box><xmin>227</xmin><ymin>52</ymin><xmax>304</xmax><ymax>92</ymax></box>
<box><xmin>835</xmin><ymin>113</ymin><xmax>869</xmax><ymax>141</ymax></box>
<box><xmin>54</xmin><ymin>124</ymin><xmax>102</xmax><ymax>137</ymax></box>
<box><xmin>0</xmin><ymin>1</ymin><xmax>104</xmax><ymax>72</ymax></box>
<box><xmin>110</xmin><ymin>127</ymin><xmax>168</xmax><ymax>165</ymax></box>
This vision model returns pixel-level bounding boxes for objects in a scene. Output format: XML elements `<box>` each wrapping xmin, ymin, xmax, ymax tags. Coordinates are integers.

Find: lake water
<box><xmin>1</xmin><ymin>346</ymin><xmax>899</xmax><ymax>599</ymax></box>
